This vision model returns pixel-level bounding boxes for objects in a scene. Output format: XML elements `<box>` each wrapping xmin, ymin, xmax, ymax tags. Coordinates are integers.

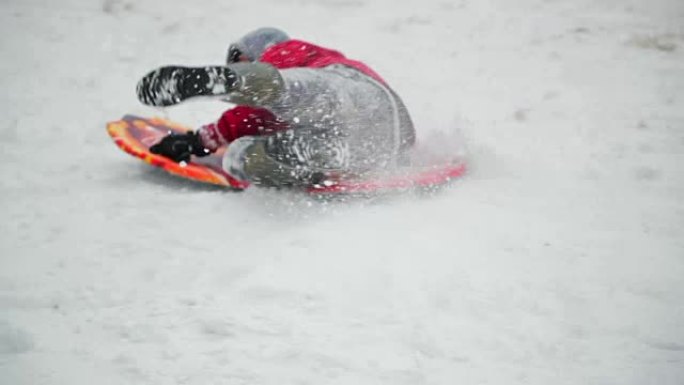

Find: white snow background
<box><xmin>1</xmin><ymin>0</ymin><xmax>683</xmax><ymax>384</ymax></box>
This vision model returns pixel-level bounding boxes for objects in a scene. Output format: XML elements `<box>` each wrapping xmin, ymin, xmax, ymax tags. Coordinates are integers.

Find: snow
<box><xmin>1</xmin><ymin>0</ymin><xmax>683</xmax><ymax>384</ymax></box>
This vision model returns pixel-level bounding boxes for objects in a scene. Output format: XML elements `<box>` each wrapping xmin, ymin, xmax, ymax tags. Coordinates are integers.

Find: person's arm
<box><xmin>149</xmin><ymin>106</ymin><xmax>288</xmax><ymax>162</ymax></box>
<box><xmin>197</xmin><ymin>106</ymin><xmax>288</xmax><ymax>152</ymax></box>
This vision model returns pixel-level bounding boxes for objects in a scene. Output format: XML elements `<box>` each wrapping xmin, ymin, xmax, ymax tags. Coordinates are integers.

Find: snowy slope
<box><xmin>1</xmin><ymin>0</ymin><xmax>683</xmax><ymax>384</ymax></box>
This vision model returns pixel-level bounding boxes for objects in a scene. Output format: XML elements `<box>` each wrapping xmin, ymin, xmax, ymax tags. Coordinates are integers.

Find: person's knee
<box><xmin>227</xmin><ymin>62</ymin><xmax>285</xmax><ymax>106</ymax></box>
<box><xmin>222</xmin><ymin>136</ymin><xmax>303</xmax><ymax>187</ymax></box>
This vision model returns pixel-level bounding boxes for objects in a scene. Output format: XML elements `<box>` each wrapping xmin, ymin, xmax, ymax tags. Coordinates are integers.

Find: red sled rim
<box><xmin>107</xmin><ymin>115</ymin><xmax>249</xmax><ymax>189</ymax></box>
<box><xmin>306</xmin><ymin>162</ymin><xmax>467</xmax><ymax>195</ymax></box>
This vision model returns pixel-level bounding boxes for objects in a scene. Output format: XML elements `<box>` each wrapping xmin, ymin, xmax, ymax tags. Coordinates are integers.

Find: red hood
<box><xmin>259</xmin><ymin>39</ymin><xmax>387</xmax><ymax>85</ymax></box>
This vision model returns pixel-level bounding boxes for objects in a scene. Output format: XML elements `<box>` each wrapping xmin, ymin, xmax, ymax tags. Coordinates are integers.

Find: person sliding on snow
<box><xmin>137</xmin><ymin>27</ymin><xmax>415</xmax><ymax>187</ymax></box>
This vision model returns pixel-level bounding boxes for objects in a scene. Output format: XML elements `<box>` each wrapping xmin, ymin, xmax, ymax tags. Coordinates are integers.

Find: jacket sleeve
<box><xmin>198</xmin><ymin>106</ymin><xmax>288</xmax><ymax>151</ymax></box>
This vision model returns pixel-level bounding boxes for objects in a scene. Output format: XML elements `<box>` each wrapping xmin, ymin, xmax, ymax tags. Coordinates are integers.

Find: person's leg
<box><xmin>222</xmin><ymin>131</ymin><xmax>352</xmax><ymax>187</ymax></box>
<box><xmin>136</xmin><ymin>63</ymin><xmax>284</xmax><ymax>107</ymax></box>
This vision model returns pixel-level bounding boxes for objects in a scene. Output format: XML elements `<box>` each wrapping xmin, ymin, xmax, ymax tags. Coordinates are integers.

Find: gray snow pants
<box><xmin>221</xmin><ymin>62</ymin><xmax>415</xmax><ymax>187</ymax></box>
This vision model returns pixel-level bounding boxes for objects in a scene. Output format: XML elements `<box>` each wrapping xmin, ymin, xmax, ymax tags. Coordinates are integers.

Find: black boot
<box><xmin>136</xmin><ymin>66</ymin><xmax>238</xmax><ymax>107</ymax></box>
